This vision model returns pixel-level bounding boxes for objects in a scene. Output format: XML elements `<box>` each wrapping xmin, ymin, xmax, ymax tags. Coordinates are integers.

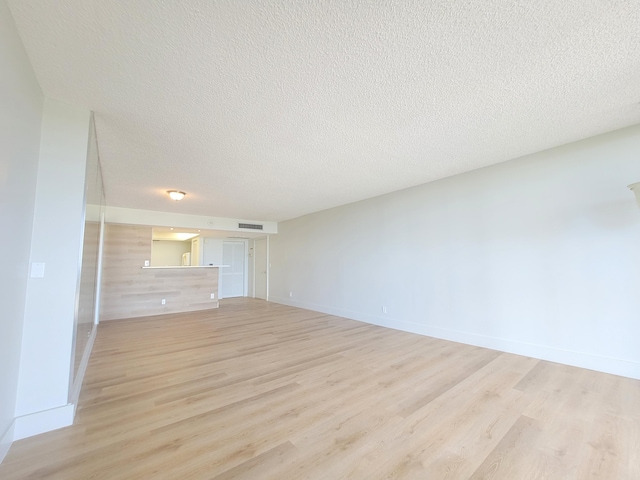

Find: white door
<box><xmin>222</xmin><ymin>241</ymin><xmax>246</xmax><ymax>298</ymax></box>
<box><xmin>190</xmin><ymin>237</ymin><xmax>200</xmax><ymax>266</ymax></box>
<box><xmin>254</xmin><ymin>238</ymin><xmax>267</xmax><ymax>299</ymax></box>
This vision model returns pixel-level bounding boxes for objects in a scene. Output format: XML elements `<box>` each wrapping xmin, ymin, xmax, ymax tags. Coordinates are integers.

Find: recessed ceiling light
<box><xmin>167</xmin><ymin>190</ymin><xmax>186</xmax><ymax>201</ymax></box>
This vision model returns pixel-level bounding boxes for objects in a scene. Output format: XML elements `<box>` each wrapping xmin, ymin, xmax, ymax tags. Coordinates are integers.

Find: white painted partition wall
<box><xmin>269</xmin><ymin>125</ymin><xmax>640</xmax><ymax>379</ymax></box>
<box><xmin>0</xmin><ymin>0</ymin><xmax>44</xmax><ymax>462</ymax></box>
<box><xmin>15</xmin><ymin>99</ymin><xmax>91</xmax><ymax>438</ymax></box>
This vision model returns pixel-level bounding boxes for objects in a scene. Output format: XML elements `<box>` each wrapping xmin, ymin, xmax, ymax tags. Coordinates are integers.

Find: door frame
<box><xmin>253</xmin><ymin>236</ymin><xmax>269</xmax><ymax>300</ymax></box>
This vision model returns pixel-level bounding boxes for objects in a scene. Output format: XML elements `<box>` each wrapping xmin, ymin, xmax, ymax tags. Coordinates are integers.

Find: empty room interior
<box><xmin>2</xmin><ymin>1</ymin><xmax>640</xmax><ymax>478</ymax></box>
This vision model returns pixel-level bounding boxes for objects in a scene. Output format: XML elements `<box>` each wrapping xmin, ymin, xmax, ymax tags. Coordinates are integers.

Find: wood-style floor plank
<box><xmin>1</xmin><ymin>298</ymin><xmax>638</xmax><ymax>479</ymax></box>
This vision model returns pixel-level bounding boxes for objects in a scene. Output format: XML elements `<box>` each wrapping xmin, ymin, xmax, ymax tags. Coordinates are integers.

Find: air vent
<box><xmin>238</xmin><ymin>223</ymin><xmax>263</xmax><ymax>230</ymax></box>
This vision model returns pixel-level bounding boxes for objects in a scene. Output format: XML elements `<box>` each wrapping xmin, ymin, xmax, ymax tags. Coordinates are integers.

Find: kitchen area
<box><xmin>99</xmin><ymin>224</ymin><xmax>266</xmax><ymax>321</ymax></box>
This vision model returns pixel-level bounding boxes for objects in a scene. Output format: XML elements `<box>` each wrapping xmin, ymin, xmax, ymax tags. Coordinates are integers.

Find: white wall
<box><xmin>0</xmin><ymin>0</ymin><xmax>43</xmax><ymax>461</ymax></box>
<box><xmin>202</xmin><ymin>237</ymin><xmax>224</xmax><ymax>266</ymax></box>
<box><xmin>15</xmin><ymin>99</ymin><xmax>91</xmax><ymax>437</ymax></box>
<box><xmin>151</xmin><ymin>240</ymin><xmax>191</xmax><ymax>266</ymax></box>
<box><xmin>270</xmin><ymin>125</ymin><xmax>640</xmax><ymax>379</ymax></box>
<box><xmin>105</xmin><ymin>206</ymin><xmax>278</xmax><ymax>234</ymax></box>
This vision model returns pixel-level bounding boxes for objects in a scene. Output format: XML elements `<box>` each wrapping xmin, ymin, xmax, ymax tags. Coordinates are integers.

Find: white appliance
<box><xmin>181</xmin><ymin>252</ymin><xmax>191</xmax><ymax>266</ymax></box>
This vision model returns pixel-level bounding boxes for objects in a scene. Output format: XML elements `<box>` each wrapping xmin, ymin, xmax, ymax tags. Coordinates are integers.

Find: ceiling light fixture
<box><xmin>167</xmin><ymin>190</ymin><xmax>186</xmax><ymax>201</ymax></box>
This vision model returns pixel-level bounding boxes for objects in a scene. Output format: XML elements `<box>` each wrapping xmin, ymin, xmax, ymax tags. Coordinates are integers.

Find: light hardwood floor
<box><xmin>2</xmin><ymin>298</ymin><xmax>639</xmax><ymax>479</ymax></box>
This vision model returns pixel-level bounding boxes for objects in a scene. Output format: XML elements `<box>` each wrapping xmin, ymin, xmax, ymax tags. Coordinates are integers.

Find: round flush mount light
<box><xmin>167</xmin><ymin>190</ymin><xmax>186</xmax><ymax>201</ymax></box>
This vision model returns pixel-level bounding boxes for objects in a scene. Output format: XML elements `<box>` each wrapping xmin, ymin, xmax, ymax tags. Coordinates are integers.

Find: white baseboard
<box><xmin>69</xmin><ymin>324</ymin><xmax>97</xmax><ymax>412</ymax></box>
<box><xmin>8</xmin><ymin>325</ymin><xmax>97</xmax><ymax>447</ymax></box>
<box><xmin>269</xmin><ymin>296</ymin><xmax>640</xmax><ymax>380</ymax></box>
<box><xmin>13</xmin><ymin>404</ymin><xmax>74</xmax><ymax>441</ymax></box>
<box><xmin>0</xmin><ymin>420</ymin><xmax>15</xmax><ymax>464</ymax></box>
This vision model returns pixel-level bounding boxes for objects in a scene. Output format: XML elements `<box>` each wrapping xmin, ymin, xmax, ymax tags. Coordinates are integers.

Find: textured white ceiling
<box><xmin>8</xmin><ymin>0</ymin><xmax>640</xmax><ymax>221</ymax></box>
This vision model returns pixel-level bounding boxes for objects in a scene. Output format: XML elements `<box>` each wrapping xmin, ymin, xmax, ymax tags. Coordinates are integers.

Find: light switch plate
<box><xmin>30</xmin><ymin>262</ymin><xmax>45</xmax><ymax>278</ymax></box>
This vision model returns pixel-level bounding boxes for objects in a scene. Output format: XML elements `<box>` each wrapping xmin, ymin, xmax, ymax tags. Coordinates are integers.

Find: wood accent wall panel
<box><xmin>100</xmin><ymin>224</ymin><xmax>219</xmax><ymax>321</ymax></box>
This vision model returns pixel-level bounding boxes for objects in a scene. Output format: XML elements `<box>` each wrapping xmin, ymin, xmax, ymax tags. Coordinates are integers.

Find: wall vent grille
<box><xmin>238</xmin><ymin>223</ymin><xmax>263</xmax><ymax>230</ymax></box>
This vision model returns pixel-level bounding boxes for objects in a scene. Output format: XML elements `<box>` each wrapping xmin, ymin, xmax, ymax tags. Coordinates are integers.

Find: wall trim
<box><xmin>269</xmin><ymin>296</ymin><xmax>640</xmax><ymax>380</ymax></box>
<box><xmin>0</xmin><ymin>420</ymin><xmax>15</xmax><ymax>464</ymax></box>
<box><xmin>13</xmin><ymin>404</ymin><xmax>74</xmax><ymax>441</ymax></box>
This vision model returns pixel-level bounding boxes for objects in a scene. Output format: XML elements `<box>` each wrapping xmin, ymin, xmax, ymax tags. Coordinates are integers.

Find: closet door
<box><xmin>221</xmin><ymin>241</ymin><xmax>246</xmax><ymax>298</ymax></box>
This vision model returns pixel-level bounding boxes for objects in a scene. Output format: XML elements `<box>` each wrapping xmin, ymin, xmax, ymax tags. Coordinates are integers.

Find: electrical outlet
<box><xmin>289</xmin><ymin>291</ymin><xmax>293</xmax><ymax>298</ymax></box>
<box><xmin>161</xmin><ymin>299</ymin><xmax>166</xmax><ymax>305</ymax></box>
<box><xmin>210</xmin><ymin>293</ymin><xmax>215</xmax><ymax>299</ymax></box>
<box><xmin>382</xmin><ymin>306</ymin><xmax>387</xmax><ymax>314</ymax></box>
<box><xmin>144</xmin><ymin>260</ymin><xmax>149</xmax><ymax>267</ymax></box>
